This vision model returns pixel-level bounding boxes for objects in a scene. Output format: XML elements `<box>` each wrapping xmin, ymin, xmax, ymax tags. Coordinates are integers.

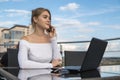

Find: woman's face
<box><xmin>34</xmin><ymin>11</ymin><xmax>51</xmax><ymax>30</ymax></box>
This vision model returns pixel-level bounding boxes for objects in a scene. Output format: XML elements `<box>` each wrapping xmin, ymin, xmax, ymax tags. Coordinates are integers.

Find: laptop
<box><xmin>52</xmin><ymin>37</ymin><xmax>108</xmax><ymax>73</ymax></box>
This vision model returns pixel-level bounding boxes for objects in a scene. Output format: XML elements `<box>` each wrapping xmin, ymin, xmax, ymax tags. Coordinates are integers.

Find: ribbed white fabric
<box><xmin>18</xmin><ymin>37</ymin><xmax>62</xmax><ymax>69</ymax></box>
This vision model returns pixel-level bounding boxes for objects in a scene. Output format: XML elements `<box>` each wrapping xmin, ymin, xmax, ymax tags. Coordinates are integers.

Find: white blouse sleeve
<box><xmin>51</xmin><ymin>37</ymin><xmax>62</xmax><ymax>60</ymax></box>
<box><xmin>18</xmin><ymin>40</ymin><xmax>53</xmax><ymax>69</ymax></box>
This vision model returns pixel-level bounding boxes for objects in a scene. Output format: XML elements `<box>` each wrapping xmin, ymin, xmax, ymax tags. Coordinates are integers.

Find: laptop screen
<box><xmin>81</xmin><ymin>38</ymin><xmax>108</xmax><ymax>71</ymax></box>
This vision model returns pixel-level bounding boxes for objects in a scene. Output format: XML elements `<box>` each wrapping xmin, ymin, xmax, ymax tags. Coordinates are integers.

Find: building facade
<box><xmin>0</xmin><ymin>24</ymin><xmax>32</xmax><ymax>52</ymax></box>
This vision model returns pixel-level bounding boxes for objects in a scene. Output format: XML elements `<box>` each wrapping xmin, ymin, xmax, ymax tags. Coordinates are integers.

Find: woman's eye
<box><xmin>43</xmin><ymin>16</ymin><xmax>47</xmax><ymax>18</ymax></box>
<box><xmin>43</xmin><ymin>15</ymin><xmax>50</xmax><ymax>20</ymax></box>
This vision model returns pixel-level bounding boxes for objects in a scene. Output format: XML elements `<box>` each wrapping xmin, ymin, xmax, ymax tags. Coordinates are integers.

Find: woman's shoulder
<box><xmin>21</xmin><ymin>36</ymin><xmax>29</xmax><ymax>41</ymax></box>
<box><xmin>21</xmin><ymin>34</ymin><xmax>33</xmax><ymax>41</ymax></box>
<box><xmin>20</xmin><ymin>35</ymin><xmax>31</xmax><ymax>44</ymax></box>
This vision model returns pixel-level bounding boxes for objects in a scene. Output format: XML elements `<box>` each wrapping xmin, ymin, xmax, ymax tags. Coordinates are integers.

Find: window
<box><xmin>10</xmin><ymin>30</ymin><xmax>24</xmax><ymax>39</ymax></box>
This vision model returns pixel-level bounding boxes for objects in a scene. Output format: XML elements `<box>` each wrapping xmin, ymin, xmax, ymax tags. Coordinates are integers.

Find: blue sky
<box><xmin>0</xmin><ymin>0</ymin><xmax>120</xmax><ymax>42</ymax></box>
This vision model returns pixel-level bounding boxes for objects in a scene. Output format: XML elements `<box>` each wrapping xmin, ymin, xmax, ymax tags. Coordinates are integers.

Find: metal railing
<box><xmin>58</xmin><ymin>37</ymin><xmax>120</xmax><ymax>57</ymax></box>
<box><xmin>57</xmin><ymin>37</ymin><xmax>120</xmax><ymax>65</ymax></box>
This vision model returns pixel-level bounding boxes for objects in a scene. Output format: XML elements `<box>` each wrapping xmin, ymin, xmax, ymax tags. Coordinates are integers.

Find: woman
<box><xmin>18</xmin><ymin>7</ymin><xmax>62</xmax><ymax>69</ymax></box>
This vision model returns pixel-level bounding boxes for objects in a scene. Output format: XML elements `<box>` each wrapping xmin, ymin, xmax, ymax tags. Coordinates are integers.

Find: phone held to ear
<box><xmin>47</xmin><ymin>25</ymin><xmax>52</xmax><ymax>32</ymax></box>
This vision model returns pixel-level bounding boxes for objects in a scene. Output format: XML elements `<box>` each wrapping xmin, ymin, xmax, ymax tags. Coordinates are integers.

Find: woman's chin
<box><xmin>45</xmin><ymin>25</ymin><xmax>50</xmax><ymax>29</ymax></box>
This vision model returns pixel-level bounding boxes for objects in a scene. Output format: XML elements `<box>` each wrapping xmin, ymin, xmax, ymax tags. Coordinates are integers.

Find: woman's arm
<box><xmin>51</xmin><ymin>37</ymin><xmax>62</xmax><ymax>60</ymax></box>
<box><xmin>18</xmin><ymin>40</ymin><xmax>53</xmax><ymax>69</ymax></box>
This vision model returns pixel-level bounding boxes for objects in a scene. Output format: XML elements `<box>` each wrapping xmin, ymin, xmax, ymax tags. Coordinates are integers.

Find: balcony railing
<box><xmin>57</xmin><ymin>37</ymin><xmax>120</xmax><ymax>65</ymax></box>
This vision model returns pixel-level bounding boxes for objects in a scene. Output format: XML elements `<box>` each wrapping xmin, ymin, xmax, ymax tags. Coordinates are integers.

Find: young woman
<box><xmin>18</xmin><ymin>8</ymin><xmax>62</xmax><ymax>69</ymax></box>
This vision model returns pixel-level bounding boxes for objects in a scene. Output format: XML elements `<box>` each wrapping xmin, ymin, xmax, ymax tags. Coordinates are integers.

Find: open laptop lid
<box><xmin>80</xmin><ymin>38</ymin><xmax>108</xmax><ymax>71</ymax></box>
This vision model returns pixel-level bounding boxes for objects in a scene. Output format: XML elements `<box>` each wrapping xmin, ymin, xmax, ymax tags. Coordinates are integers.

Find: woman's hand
<box><xmin>51</xmin><ymin>59</ymin><xmax>62</xmax><ymax>67</ymax></box>
<box><xmin>49</xmin><ymin>26</ymin><xmax>56</xmax><ymax>38</ymax></box>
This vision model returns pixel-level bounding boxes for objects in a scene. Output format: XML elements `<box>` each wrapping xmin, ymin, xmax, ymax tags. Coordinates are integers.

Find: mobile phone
<box><xmin>47</xmin><ymin>25</ymin><xmax>52</xmax><ymax>32</ymax></box>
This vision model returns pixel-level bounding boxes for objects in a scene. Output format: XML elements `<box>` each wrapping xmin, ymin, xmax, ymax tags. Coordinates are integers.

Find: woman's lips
<box><xmin>45</xmin><ymin>24</ymin><xmax>50</xmax><ymax>29</ymax></box>
<box><xmin>46</xmin><ymin>23</ymin><xmax>50</xmax><ymax>26</ymax></box>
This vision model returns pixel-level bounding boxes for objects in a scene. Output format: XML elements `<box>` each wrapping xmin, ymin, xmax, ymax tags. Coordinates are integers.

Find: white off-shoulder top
<box><xmin>18</xmin><ymin>37</ymin><xmax>62</xmax><ymax>69</ymax></box>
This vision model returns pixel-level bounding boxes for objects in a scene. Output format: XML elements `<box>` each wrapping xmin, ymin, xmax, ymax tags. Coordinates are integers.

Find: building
<box><xmin>0</xmin><ymin>27</ymin><xmax>8</xmax><ymax>52</ymax></box>
<box><xmin>0</xmin><ymin>24</ymin><xmax>31</xmax><ymax>52</ymax></box>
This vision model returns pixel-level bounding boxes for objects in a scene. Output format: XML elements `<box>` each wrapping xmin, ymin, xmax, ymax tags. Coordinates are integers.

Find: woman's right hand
<box><xmin>48</xmin><ymin>26</ymin><xmax>56</xmax><ymax>38</ymax></box>
<box><xmin>51</xmin><ymin>59</ymin><xmax>62</xmax><ymax>67</ymax></box>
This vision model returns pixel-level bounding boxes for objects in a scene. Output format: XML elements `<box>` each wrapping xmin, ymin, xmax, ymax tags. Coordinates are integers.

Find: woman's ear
<box><xmin>33</xmin><ymin>17</ymin><xmax>38</xmax><ymax>23</ymax></box>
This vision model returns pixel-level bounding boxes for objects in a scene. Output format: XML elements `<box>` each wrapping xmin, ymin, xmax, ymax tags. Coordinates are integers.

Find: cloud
<box><xmin>0</xmin><ymin>9</ymin><xmax>30</xmax><ymax>27</ymax></box>
<box><xmin>109</xmin><ymin>25</ymin><xmax>120</xmax><ymax>30</ymax></box>
<box><xmin>71</xmin><ymin>6</ymin><xmax>120</xmax><ymax>18</ymax></box>
<box><xmin>3</xmin><ymin>9</ymin><xmax>30</xmax><ymax>17</ymax></box>
<box><xmin>53</xmin><ymin>16</ymin><xmax>101</xmax><ymax>27</ymax></box>
<box><xmin>53</xmin><ymin>17</ymin><xmax>100</xmax><ymax>33</ymax></box>
<box><xmin>60</xmin><ymin>3</ymin><xmax>79</xmax><ymax>11</ymax></box>
<box><xmin>79</xmin><ymin>28</ymin><xmax>94</xmax><ymax>33</ymax></box>
<box><xmin>62</xmin><ymin>44</ymin><xmax>77</xmax><ymax>51</ymax></box>
<box><xmin>77</xmin><ymin>22</ymin><xmax>101</xmax><ymax>33</ymax></box>
<box><xmin>59</xmin><ymin>38</ymin><xmax>120</xmax><ymax>52</ymax></box>
<box><xmin>53</xmin><ymin>17</ymin><xmax>83</xmax><ymax>28</ymax></box>
<box><xmin>73</xmin><ymin>35</ymin><xmax>90</xmax><ymax>40</ymax></box>
<box><xmin>0</xmin><ymin>21</ymin><xmax>17</xmax><ymax>27</ymax></box>
<box><xmin>87</xmin><ymin>22</ymin><xmax>101</xmax><ymax>26</ymax></box>
<box><xmin>53</xmin><ymin>16</ymin><xmax>101</xmax><ymax>42</ymax></box>
<box><xmin>59</xmin><ymin>42</ymin><xmax>90</xmax><ymax>51</ymax></box>
<box><xmin>100</xmin><ymin>24</ymin><xmax>120</xmax><ymax>30</ymax></box>
<box><xmin>106</xmin><ymin>41</ymin><xmax>120</xmax><ymax>51</ymax></box>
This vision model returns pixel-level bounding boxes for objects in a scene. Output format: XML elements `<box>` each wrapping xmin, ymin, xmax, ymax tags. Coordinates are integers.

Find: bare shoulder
<box><xmin>21</xmin><ymin>35</ymin><xmax>29</xmax><ymax>41</ymax></box>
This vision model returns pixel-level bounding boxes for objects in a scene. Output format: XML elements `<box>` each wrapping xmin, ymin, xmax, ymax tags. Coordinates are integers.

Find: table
<box><xmin>0</xmin><ymin>65</ymin><xmax>120</xmax><ymax>80</ymax></box>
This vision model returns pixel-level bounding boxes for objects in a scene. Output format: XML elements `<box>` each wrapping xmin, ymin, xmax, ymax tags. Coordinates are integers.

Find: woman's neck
<box><xmin>34</xmin><ymin>26</ymin><xmax>45</xmax><ymax>37</ymax></box>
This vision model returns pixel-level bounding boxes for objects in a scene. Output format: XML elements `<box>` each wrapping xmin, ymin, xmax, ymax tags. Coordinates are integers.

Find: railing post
<box><xmin>60</xmin><ymin>44</ymin><xmax>63</xmax><ymax>54</ymax></box>
<box><xmin>59</xmin><ymin>44</ymin><xmax>65</xmax><ymax>66</ymax></box>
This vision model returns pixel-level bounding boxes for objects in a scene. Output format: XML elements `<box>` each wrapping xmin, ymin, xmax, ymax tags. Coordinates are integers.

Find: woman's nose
<box><xmin>47</xmin><ymin>19</ymin><xmax>51</xmax><ymax>23</ymax></box>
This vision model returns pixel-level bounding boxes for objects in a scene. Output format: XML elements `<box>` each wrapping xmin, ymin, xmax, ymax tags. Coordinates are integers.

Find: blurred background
<box><xmin>0</xmin><ymin>0</ymin><xmax>120</xmax><ymax>66</ymax></box>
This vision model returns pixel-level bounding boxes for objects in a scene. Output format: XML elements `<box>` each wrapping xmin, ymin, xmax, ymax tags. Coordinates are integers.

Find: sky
<box><xmin>0</xmin><ymin>0</ymin><xmax>120</xmax><ymax>42</ymax></box>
